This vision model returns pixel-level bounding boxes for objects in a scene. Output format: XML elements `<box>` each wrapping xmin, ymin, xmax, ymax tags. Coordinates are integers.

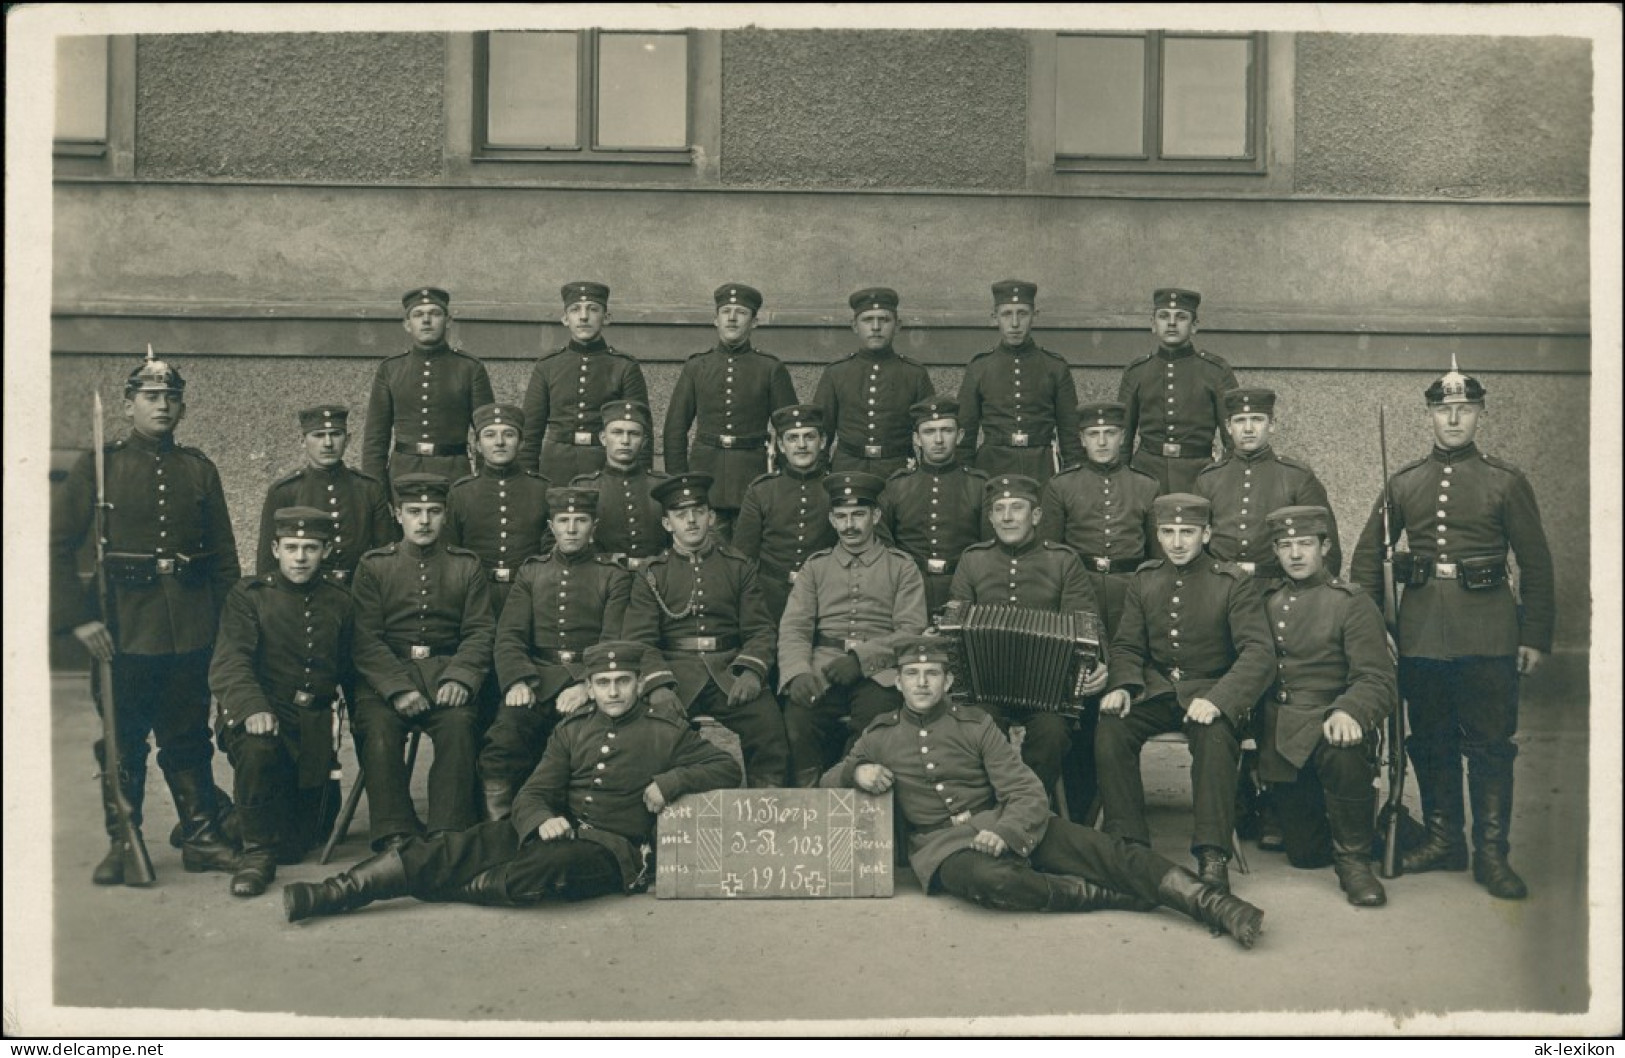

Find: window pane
<box><xmin>56</xmin><ymin>35</ymin><xmax>108</xmax><ymax>142</ymax></box>
<box><xmin>597</xmin><ymin>33</ymin><xmax>688</xmax><ymax>149</ymax></box>
<box><xmin>1161</xmin><ymin>37</ymin><xmax>1251</xmax><ymax>158</ymax></box>
<box><xmin>1055</xmin><ymin>36</ymin><xmax>1144</xmax><ymax>157</ymax></box>
<box><xmin>486</xmin><ymin>31</ymin><xmax>578</xmax><ymax>148</ymax></box>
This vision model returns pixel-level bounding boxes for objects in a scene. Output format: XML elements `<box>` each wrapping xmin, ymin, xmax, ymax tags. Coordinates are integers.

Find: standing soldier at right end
<box><xmin>1117</xmin><ymin>288</ymin><xmax>1238</xmax><ymax>495</ymax></box>
<box><xmin>1351</xmin><ymin>358</ymin><xmax>1554</xmax><ymax>900</ymax></box>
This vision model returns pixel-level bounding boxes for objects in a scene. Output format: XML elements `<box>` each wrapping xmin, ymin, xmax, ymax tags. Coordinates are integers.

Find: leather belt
<box><xmin>667</xmin><ymin>635</ymin><xmax>741</xmax><ymax>653</ymax></box>
<box><xmin>698</xmin><ymin>432</ymin><xmax>768</xmax><ymax>450</ymax></box>
<box><xmin>816</xmin><ymin>633</ymin><xmax>865</xmax><ymax>653</ymax></box>
<box><xmin>1273</xmin><ymin>688</ymin><xmax>1338</xmax><ymax>706</ymax></box>
<box><xmin>1080</xmin><ymin>555</ymin><xmax>1143</xmax><ymax>574</ymax></box>
<box><xmin>390</xmin><ymin>641</ymin><xmax>459</xmax><ymax>660</ymax></box>
<box><xmin>917</xmin><ymin>800</ymin><xmax>996</xmax><ymax>834</ymax></box>
<box><xmin>545</xmin><ymin>425</ymin><xmax>601</xmax><ymax>447</ymax></box>
<box><xmin>986</xmin><ymin>430</ymin><xmax>1054</xmax><ymax>449</ymax></box>
<box><xmin>394</xmin><ymin>441</ymin><xmax>468</xmax><ymax>457</ymax></box>
<box><xmin>1155</xmin><ymin>663</ymin><xmax>1226</xmax><ymax>683</ymax></box>
<box><xmin>1433</xmin><ymin>562</ymin><xmax>1459</xmax><ymax>579</ymax></box>
<box><xmin>1145</xmin><ymin>440</ymin><xmax>1211</xmax><ymax>460</ymax></box>
<box><xmin>922</xmin><ymin>558</ymin><xmax>956</xmax><ymax>576</ymax></box>
<box><xmin>489</xmin><ymin>566</ymin><xmax>514</xmax><ymax>583</ymax></box>
<box><xmin>837</xmin><ymin>438</ymin><xmax>910</xmax><ymax>461</ymax></box>
<box><xmin>279</xmin><ymin>689</ymin><xmax>335</xmax><ymax>710</ymax></box>
<box><xmin>535</xmin><ymin>647</ymin><xmax>588</xmax><ymax>664</ymax></box>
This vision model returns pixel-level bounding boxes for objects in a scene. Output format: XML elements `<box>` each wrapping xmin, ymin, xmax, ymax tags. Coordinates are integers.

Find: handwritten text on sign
<box><xmin>656</xmin><ymin>788</ymin><xmax>893</xmax><ymax>899</ymax></box>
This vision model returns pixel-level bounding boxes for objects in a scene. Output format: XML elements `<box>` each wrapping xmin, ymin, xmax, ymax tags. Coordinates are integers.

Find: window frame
<box><xmin>53</xmin><ymin>34</ymin><xmax>135</xmax><ymax>178</ymax></box>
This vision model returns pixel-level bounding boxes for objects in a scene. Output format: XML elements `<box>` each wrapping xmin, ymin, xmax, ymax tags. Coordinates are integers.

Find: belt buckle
<box><xmin>573</xmin><ymin>431</ymin><xmax>594</xmax><ymax>446</ymax></box>
<box><xmin>1276</xmin><ymin>690</ymin><xmax>1289</xmax><ymax>703</ymax></box>
<box><xmin>1161</xmin><ymin>442</ymin><xmax>1182</xmax><ymax>458</ymax></box>
<box><xmin>1434</xmin><ymin>562</ymin><xmax>1458</xmax><ymax>579</ymax></box>
<box><xmin>155</xmin><ymin>558</ymin><xmax>176</xmax><ymax>575</ymax></box>
<box><xmin>493</xmin><ymin>566</ymin><xmax>512</xmax><ymax>583</ymax></box>
<box><xmin>843</xmin><ymin>638</ymin><xmax>860</xmax><ymax>653</ymax></box>
<box><xmin>410</xmin><ymin>645</ymin><xmax>431</xmax><ymax>660</ymax></box>
<box><xmin>1010</xmin><ymin>431</ymin><xmax>1029</xmax><ymax>447</ymax></box>
<box><xmin>626</xmin><ymin>557</ymin><xmax>645</xmax><ymax>571</ymax></box>
<box><xmin>415</xmin><ymin>441</ymin><xmax>436</xmax><ymax>456</ymax></box>
<box><xmin>927</xmin><ymin>558</ymin><xmax>947</xmax><ymax>575</ymax></box>
<box><xmin>1169</xmin><ymin>666</ymin><xmax>1184</xmax><ymax>682</ymax></box>
<box><xmin>1092</xmin><ymin>556</ymin><xmax>1111</xmax><ymax>572</ymax></box>
<box><xmin>293</xmin><ymin>690</ymin><xmax>314</xmax><ymax>707</ymax></box>
<box><xmin>1238</xmin><ymin>561</ymin><xmax>1257</xmax><ymax>576</ymax></box>
<box><xmin>719</xmin><ymin>434</ymin><xmax>736</xmax><ymax>448</ymax></box>
<box><xmin>863</xmin><ymin>444</ymin><xmax>883</xmax><ymax>459</ymax></box>
<box><xmin>328</xmin><ymin>569</ymin><xmax>349</xmax><ymax>583</ymax></box>
<box><xmin>950</xmin><ymin>810</ymin><xmax>972</xmax><ymax>826</ymax></box>
<box><xmin>558</xmin><ymin>649</ymin><xmax>579</xmax><ymax>663</ymax></box>
<box><xmin>695</xmin><ymin>636</ymin><xmax>717</xmax><ymax>651</ymax></box>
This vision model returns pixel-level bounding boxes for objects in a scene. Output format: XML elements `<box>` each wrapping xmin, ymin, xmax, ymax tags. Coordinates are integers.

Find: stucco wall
<box><xmin>135</xmin><ymin>33</ymin><xmax>446</xmax><ymax>181</ymax></box>
<box><xmin>1294</xmin><ymin>34</ymin><xmax>1591</xmax><ymax>198</ymax></box>
<box><xmin>720</xmin><ymin>30</ymin><xmax>1027</xmax><ymax>189</ymax></box>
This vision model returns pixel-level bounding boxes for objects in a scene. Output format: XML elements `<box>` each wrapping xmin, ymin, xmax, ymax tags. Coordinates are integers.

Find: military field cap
<box><xmin>771</xmin><ymin>403</ymin><xmax>825</xmax><ymax>433</ymax></box>
<box><xmin>824</xmin><ymin>472</ymin><xmax>886</xmax><ymax>508</ymax></box>
<box><xmin>991</xmin><ymin>279</ymin><xmax>1038</xmax><ymax>307</ymax></box>
<box><xmin>714</xmin><ymin>283</ymin><xmax>763</xmax><ymax>313</ymax></box>
<box><xmin>392</xmin><ymin>473</ymin><xmax>450</xmax><ymax>505</ymax></box>
<box><xmin>599</xmin><ymin>399</ymin><xmax>652</xmax><ymax>429</ymax></box>
<box><xmin>652</xmin><ymin>473</ymin><xmax>715</xmax><ymax>511</ymax></box>
<box><xmin>910</xmin><ymin>397</ymin><xmax>960</xmax><ymax>427</ymax></box>
<box><xmin>984</xmin><ymin>474</ymin><xmax>1041</xmax><ymax>506</ymax></box>
<box><xmin>1266</xmin><ymin>505</ymin><xmax>1331</xmax><ymax>542</ymax></box>
<box><xmin>473</xmin><ymin>402</ymin><xmax>525</xmax><ymax>434</ymax></box>
<box><xmin>273</xmin><ymin>506</ymin><xmax>336</xmax><ymax>542</ymax></box>
<box><xmin>849</xmin><ymin>287</ymin><xmax>900</xmax><ymax>314</ymax></box>
<box><xmin>402</xmin><ymin>287</ymin><xmax>451</xmax><ymax>312</ymax></box>
<box><xmin>125</xmin><ymin>345</ymin><xmax>186</xmax><ymax>395</ymax></box>
<box><xmin>894</xmin><ymin>635</ymin><xmax>954</xmax><ymax>667</ymax></box>
<box><xmin>298</xmin><ymin>405</ymin><xmax>348</xmax><ymax>433</ymax></box>
<box><xmin>1152</xmin><ymin>492</ymin><xmax>1212</xmax><ymax>527</ymax></box>
<box><xmin>546</xmin><ymin>486</ymin><xmax>599</xmax><ymax>515</ymax></box>
<box><xmin>562</xmin><ymin>281</ymin><xmax>611</xmax><ymax>308</ymax></box>
<box><xmin>1222</xmin><ymin>388</ymin><xmax>1277</xmax><ymax>418</ymax></box>
<box><xmin>1153</xmin><ymin>288</ymin><xmax>1201</xmax><ymax>313</ymax></box>
<box><xmin>1424</xmin><ymin>353</ymin><xmax>1486</xmax><ymax>406</ymax></box>
<box><xmin>583</xmin><ymin>641</ymin><xmax>647</xmax><ymax>677</ymax></box>
<box><xmin>1078</xmin><ymin>401</ymin><xmax>1127</xmax><ymax>428</ymax></box>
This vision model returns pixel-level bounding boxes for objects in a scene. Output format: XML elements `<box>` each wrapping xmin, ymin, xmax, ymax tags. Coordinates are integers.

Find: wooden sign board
<box><xmin>656</xmin><ymin>788</ymin><xmax>894</xmax><ymax>899</ymax></box>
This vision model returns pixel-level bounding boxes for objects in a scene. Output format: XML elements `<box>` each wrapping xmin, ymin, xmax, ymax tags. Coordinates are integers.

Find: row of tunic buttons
<box><xmin>576</xmin><ymin>354</ymin><xmax>593</xmax><ymax>416</ymax></box>
<box><xmin>722</xmin><ymin>355</ymin><xmax>736</xmax><ymax>427</ymax></box>
<box><xmin>1238</xmin><ymin>466</ymin><xmax>1253</xmax><ymax>551</ymax></box>
<box><xmin>325</xmin><ymin>483</ymin><xmax>344</xmax><ymax>547</ymax></box>
<box><xmin>416</xmin><ymin>556</ymin><xmax>432</xmax><ymax>628</ymax></box>
<box><xmin>1435</xmin><ymin>465</ymin><xmax>1454</xmax><ymax>554</ymax></box>
<box><xmin>794</xmin><ymin>482</ymin><xmax>814</xmax><ymax>551</ymax></box>
<box><xmin>919</xmin><ymin>725</ymin><xmax>954</xmax><ymax>807</ymax></box>
<box><xmin>1168</xmin><ymin>577</ymin><xmax>1184</xmax><ymax>652</ymax></box>
<box><xmin>586</xmin><ymin>729</ymin><xmax>618</xmax><ymax>805</ymax></box>
<box><xmin>1010</xmin><ymin>350</ymin><xmax>1025</xmax><ymax>427</ymax></box>
<box><xmin>1165</xmin><ymin>361</ymin><xmax>1178</xmax><ymax>413</ymax></box>
<box><xmin>865</xmin><ymin>364</ymin><xmax>882</xmax><ymax>438</ymax></box>
<box><xmin>418</xmin><ymin>361</ymin><xmax>433</xmax><ymax>437</ymax></box>
<box><xmin>1273</xmin><ymin>590</ymin><xmax>1295</xmax><ymax>699</ymax></box>
<box><xmin>555</xmin><ymin>560</ymin><xmax>576</xmax><ymax>629</ymax></box>
<box><xmin>496</xmin><ymin>480</ymin><xmax>512</xmax><ymax>560</ymax></box>
<box><xmin>155</xmin><ymin>454</ymin><xmax>168</xmax><ymax>542</ymax></box>
<box><xmin>1002</xmin><ymin>553</ymin><xmax>1022</xmax><ymax>603</ymax></box>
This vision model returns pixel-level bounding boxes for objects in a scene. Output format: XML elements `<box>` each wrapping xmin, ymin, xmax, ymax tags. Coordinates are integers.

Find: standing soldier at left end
<box><xmin>51</xmin><ymin>348</ymin><xmax>243</xmax><ymax>883</ymax></box>
<box><xmin>361</xmin><ymin>287</ymin><xmax>495</xmax><ymax>490</ymax></box>
<box><xmin>257</xmin><ymin>405</ymin><xmax>395</xmax><ymax>588</ymax></box>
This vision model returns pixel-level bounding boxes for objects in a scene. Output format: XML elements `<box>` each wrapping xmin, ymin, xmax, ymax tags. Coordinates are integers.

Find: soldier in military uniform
<box><xmin>662</xmin><ymin>283</ymin><xmax>798</xmax><ymax>543</ymax></box>
<box><xmin>519</xmin><ymin>281</ymin><xmax>652</xmax><ymax>483</ymax></box>
<box><xmin>211</xmin><ymin>508</ymin><xmax>357</xmax><ymax>896</ymax></box>
<box><xmin>955</xmin><ymin>280</ymin><xmax>1084</xmax><ymax>482</ymax></box>
<box><xmin>1117</xmin><ymin>288</ymin><xmax>1238</xmax><ymax>494</ymax></box>
<box><xmin>822</xmin><ymin>637</ymin><xmax>1266</xmax><ymax>949</ymax></box>
<box><xmin>877</xmin><ymin>398</ymin><xmax>990</xmax><ymax>616</ymax></box>
<box><xmin>350</xmin><ymin>474</ymin><xmax>494</xmax><ymax>850</ymax></box>
<box><xmin>256</xmin><ymin>405</ymin><xmax>395</xmax><ymax>587</ymax></box>
<box><xmin>361</xmin><ymin>287</ymin><xmax>495</xmax><ymax>489</ymax></box>
<box><xmin>444</xmin><ymin>402</ymin><xmax>554</xmax><ymax>618</ymax></box>
<box><xmin>622</xmin><ymin>473</ymin><xmax>791</xmax><ymax>788</ymax></box>
<box><xmin>1195</xmin><ymin>388</ymin><xmax>1341</xmax><ymax>580</ymax></box>
<box><xmin>778</xmin><ymin>472</ymin><xmax>929</xmax><ymax>785</ymax></box>
<box><xmin>1040</xmin><ymin>401</ymin><xmax>1161</xmax><ymax>638</ymax></box>
<box><xmin>284</xmin><ymin>642</ymin><xmax>740</xmax><ymax>921</ymax></box>
<box><xmin>732</xmin><ymin>403</ymin><xmax>838</xmax><ymax>625</ymax></box>
<box><xmin>1261</xmin><ymin>506</ymin><xmax>1396</xmax><ymax>907</ymax></box>
<box><xmin>815</xmin><ymin>287</ymin><xmax>935</xmax><ymax>479</ymax></box>
<box><xmin>573</xmin><ymin>399</ymin><xmax>670</xmax><ymax>570</ymax></box>
<box><xmin>481</xmin><ymin>487</ymin><xmax>633</xmax><ymax>822</ymax></box>
<box><xmin>1351</xmin><ymin>358</ymin><xmax>1554</xmax><ymax>900</ymax></box>
<box><xmin>949</xmin><ymin>474</ymin><xmax>1109</xmax><ymax>817</ymax></box>
<box><xmin>50</xmin><ymin>348</ymin><xmax>242</xmax><ymax>882</ymax></box>
<box><xmin>1095</xmin><ymin>494</ymin><xmax>1275</xmax><ymax>893</ymax></box>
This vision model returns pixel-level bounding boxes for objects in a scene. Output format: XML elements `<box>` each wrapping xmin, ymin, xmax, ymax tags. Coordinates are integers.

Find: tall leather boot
<box><xmin>92</xmin><ymin>741</ymin><xmax>150</xmax><ymax>886</ymax></box>
<box><xmin>166</xmin><ymin>767</ymin><xmax>241</xmax><ymax>874</ymax></box>
<box><xmin>1326</xmin><ymin>792</ymin><xmax>1386</xmax><ymax>907</ymax></box>
<box><xmin>1400</xmin><ymin>755</ymin><xmax>1468</xmax><ymax>874</ymax></box>
<box><xmin>1043</xmin><ymin>874</ymin><xmax>1159</xmax><ymax>913</ymax></box>
<box><xmin>1156</xmin><ymin>867</ymin><xmax>1265</xmax><ymax>950</ymax></box>
<box><xmin>1469</xmin><ymin>762</ymin><xmax>1528</xmax><ymax>900</ymax></box>
<box><xmin>230</xmin><ymin>798</ymin><xmax>282</xmax><ymax>898</ymax></box>
<box><xmin>169</xmin><ymin>784</ymin><xmax>240</xmax><ymax>850</ymax></box>
<box><xmin>435</xmin><ymin>865</ymin><xmax>521</xmax><ymax>907</ymax></box>
<box><xmin>481</xmin><ymin>779</ymin><xmax>516</xmax><ymax>823</ymax></box>
<box><xmin>283</xmin><ymin>849</ymin><xmax>411</xmax><ymax>922</ymax></box>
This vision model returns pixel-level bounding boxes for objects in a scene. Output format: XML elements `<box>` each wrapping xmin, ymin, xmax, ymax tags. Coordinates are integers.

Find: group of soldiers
<box><xmin>50</xmin><ymin>278</ymin><xmax>1554</xmax><ymax>950</ymax></box>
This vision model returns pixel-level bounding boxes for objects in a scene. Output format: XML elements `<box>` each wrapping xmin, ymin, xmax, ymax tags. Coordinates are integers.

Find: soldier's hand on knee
<box><xmin>972</xmin><ymin>829</ymin><xmax>1008</xmax><ymax>857</ymax></box>
<box><xmin>244</xmin><ymin>711</ymin><xmax>278</xmax><ymax>736</ymax></box>
<box><xmin>726</xmin><ymin>670</ymin><xmax>763</xmax><ymax>707</ymax></box>
<box><xmin>73</xmin><ymin>620</ymin><xmax>115</xmax><ymax>663</ymax></box>
<box><xmin>537</xmin><ymin>816</ymin><xmax>573</xmax><ymax>842</ymax></box>
<box><xmin>854</xmin><ymin>763</ymin><xmax>893</xmax><ymax>794</ymax></box>
<box><xmin>436</xmin><ymin>680</ymin><xmax>471</xmax><ymax>708</ymax></box>
<box><xmin>1322</xmin><ymin>709</ymin><xmax>1363</xmax><ymax>747</ymax></box>
<box><xmin>392</xmin><ymin>690</ymin><xmax>431</xmax><ymax>717</ymax></box>
<box><xmin>505</xmin><ymin>682</ymin><xmax>537</xmax><ymax>708</ymax></box>
<box><xmin>1185</xmin><ymin>698</ymin><xmax>1221</xmax><ymax>726</ymax></box>
<box><xmin>787</xmin><ymin>673</ymin><xmax>823</xmax><ymax>709</ymax></box>
<box><xmin>1080</xmin><ymin>662</ymin><xmax>1109</xmax><ymax>697</ymax></box>
<box><xmin>643</xmin><ymin>782</ymin><xmax>668</xmax><ymax>814</ymax></box>
<box><xmin>822</xmin><ymin>651</ymin><xmax>864</xmax><ymax>687</ymax></box>
<box><xmin>648</xmin><ymin>687</ymin><xmax>683</xmax><ymax>713</ymax></box>
<box><xmin>555</xmin><ymin>683</ymin><xmax>590</xmax><ymax>714</ymax></box>
<box><xmin>1517</xmin><ymin>646</ymin><xmax>1545</xmax><ymax>677</ymax></box>
<box><xmin>1100</xmin><ymin>689</ymin><xmax>1132</xmax><ymax>717</ymax></box>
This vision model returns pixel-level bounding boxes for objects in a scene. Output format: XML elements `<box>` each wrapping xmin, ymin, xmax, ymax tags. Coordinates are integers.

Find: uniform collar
<box><xmin>409</xmin><ymin>341</ymin><xmax>452</xmax><ymax>358</ymax></box>
<box><xmin>601</xmin><ymin>461</ymin><xmax>644</xmax><ymax>479</ymax></box>
<box><xmin>1155</xmin><ymin>342</ymin><xmax>1196</xmax><ymax>361</ymax></box>
<box><xmin>270</xmin><ymin>570</ymin><xmax>321</xmax><ymax>595</ymax></box>
<box><xmin>999</xmin><ymin>338</ymin><xmax>1037</xmax><ymax>356</ymax></box>
<box><xmin>125</xmin><ymin>430</ymin><xmax>177</xmax><ymax>454</ymax></box>
<box><xmin>902</xmin><ymin>700</ymin><xmax>950</xmax><ymax>727</ymax></box>
<box><xmin>1168</xmin><ymin>549</ymin><xmax>1210</xmax><ymax>572</ymax></box>
<box><xmin>855</xmin><ymin>346</ymin><xmax>897</xmax><ymax>362</ymax></box>
<box><xmin>835</xmin><ymin>537</ymin><xmax>886</xmax><ymax>567</ymax></box>
<box><xmin>307</xmin><ymin>461</ymin><xmax>348</xmax><ymax>476</ymax></box>
<box><xmin>670</xmin><ymin>539</ymin><xmax>715</xmax><ymax>563</ymax></box>
<box><xmin>1282</xmin><ymin>569</ymin><xmax>1332</xmax><ymax>591</ymax></box>
<box><xmin>480</xmin><ymin>461</ymin><xmax>520</xmax><ymax>480</ymax></box>
<box><xmin>1083</xmin><ymin>457</ymin><xmax>1122</xmax><ymax>475</ymax></box>
<box><xmin>568</xmin><ymin>336</ymin><xmax>609</xmax><ymax>355</ymax></box>
<box><xmin>714</xmin><ymin>339</ymin><xmax>754</xmax><ymax>357</ymax></box>
<box><xmin>1237</xmin><ymin>445</ymin><xmax>1276</xmax><ymax>465</ymax></box>
<box><xmin>401</xmin><ymin>539</ymin><xmax>439</xmax><ymax>560</ymax></box>
<box><xmin>1430</xmin><ymin>442</ymin><xmax>1479</xmax><ymax>465</ymax></box>
<box><xmin>783</xmin><ymin>460</ymin><xmax>826</xmax><ymax>482</ymax></box>
<box><xmin>919</xmin><ymin>457</ymin><xmax>961</xmax><ymax>475</ymax></box>
<box><xmin>555</xmin><ymin>544</ymin><xmax>597</xmax><ymax>565</ymax></box>
<box><xmin>996</xmin><ymin>535</ymin><xmax>1041</xmax><ymax>559</ymax></box>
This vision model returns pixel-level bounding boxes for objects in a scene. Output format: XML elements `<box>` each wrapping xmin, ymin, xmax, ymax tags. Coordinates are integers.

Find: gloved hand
<box><xmin>822</xmin><ymin>651</ymin><xmax>864</xmax><ymax>687</ymax></box>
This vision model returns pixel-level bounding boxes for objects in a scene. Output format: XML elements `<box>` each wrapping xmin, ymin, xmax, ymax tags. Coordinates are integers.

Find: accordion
<box><xmin>934</xmin><ymin>601</ymin><xmax>1105</xmax><ymax>718</ymax></box>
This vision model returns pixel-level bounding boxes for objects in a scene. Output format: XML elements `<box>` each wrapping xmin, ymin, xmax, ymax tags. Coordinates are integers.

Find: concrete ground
<box><xmin>35</xmin><ymin>671</ymin><xmax>1599</xmax><ymax>1034</ymax></box>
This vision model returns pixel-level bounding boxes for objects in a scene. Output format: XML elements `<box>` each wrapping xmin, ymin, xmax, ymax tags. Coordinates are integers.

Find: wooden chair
<box><xmin>320</xmin><ymin>729</ymin><xmax>420</xmax><ymax>865</ymax></box>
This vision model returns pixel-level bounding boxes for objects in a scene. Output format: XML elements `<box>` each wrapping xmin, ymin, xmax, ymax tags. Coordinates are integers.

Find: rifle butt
<box><xmin>97</xmin><ymin>657</ymin><xmax>157</xmax><ymax>887</ymax></box>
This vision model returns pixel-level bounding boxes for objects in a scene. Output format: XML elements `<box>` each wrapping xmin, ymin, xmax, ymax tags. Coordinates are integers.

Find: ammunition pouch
<box><xmin>1459</xmin><ymin>555</ymin><xmax>1508</xmax><ymax>592</ymax></box>
<box><xmin>1390</xmin><ymin>551</ymin><xmax>1429</xmax><ymax>587</ymax></box>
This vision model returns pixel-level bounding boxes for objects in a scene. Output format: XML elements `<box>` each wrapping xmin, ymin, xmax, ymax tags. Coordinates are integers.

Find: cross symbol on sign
<box><xmin>804</xmin><ymin>871</ymin><xmax>826</xmax><ymax>897</ymax></box>
<box><xmin>721</xmin><ymin>873</ymin><xmax>743</xmax><ymax>897</ymax></box>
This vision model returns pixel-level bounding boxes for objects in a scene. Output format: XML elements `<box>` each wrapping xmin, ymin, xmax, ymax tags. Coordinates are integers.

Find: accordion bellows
<box><xmin>935</xmin><ymin>601</ymin><xmax>1104</xmax><ymax>718</ymax></box>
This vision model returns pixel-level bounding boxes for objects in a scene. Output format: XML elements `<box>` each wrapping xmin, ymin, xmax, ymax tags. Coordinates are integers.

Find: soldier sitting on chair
<box><xmin>284</xmin><ymin>642</ymin><xmax>740</xmax><ymax>921</ymax></box>
<box><xmin>822</xmin><ymin>636</ymin><xmax>1265</xmax><ymax>949</ymax></box>
<box><xmin>211</xmin><ymin>508</ymin><xmax>356</xmax><ymax>896</ymax></box>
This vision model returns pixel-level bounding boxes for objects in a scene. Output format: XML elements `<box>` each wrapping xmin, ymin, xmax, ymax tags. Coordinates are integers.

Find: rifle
<box><xmin>92</xmin><ymin>390</ymin><xmax>157</xmax><ymax>887</ymax></box>
<box><xmin>1375</xmin><ymin>406</ymin><xmax>1413</xmax><ymax>879</ymax></box>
